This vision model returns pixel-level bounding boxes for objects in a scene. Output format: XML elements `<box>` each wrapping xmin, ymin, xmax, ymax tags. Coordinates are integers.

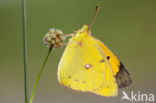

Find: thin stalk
<box><xmin>22</xmin><ymin>0</ymin><xmax>28</xmax><ymax>102</ymax></box>
<box><xmin>29</xmin><ymin>47</ymin><xmax>52</xmax><ymax>103</ymax></box>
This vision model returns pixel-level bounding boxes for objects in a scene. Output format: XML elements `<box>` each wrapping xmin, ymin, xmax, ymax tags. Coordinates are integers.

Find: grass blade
<box><xmin>22</xmin><ymin>0</ymin><xmax>28</xmax><ymax>102</ymax></box>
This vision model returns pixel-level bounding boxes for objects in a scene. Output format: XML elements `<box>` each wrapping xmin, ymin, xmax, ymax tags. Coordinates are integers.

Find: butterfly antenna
<box><xmin>89</xmin><ymin>5</ymin><xmax>100</xmax><ymax>28</ymax></box>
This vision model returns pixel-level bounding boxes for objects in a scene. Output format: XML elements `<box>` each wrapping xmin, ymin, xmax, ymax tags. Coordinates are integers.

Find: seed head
<box><xmin>43</xmin><ymin>28</ymin><xmax>65</xmax><ymax>48</ymax></box>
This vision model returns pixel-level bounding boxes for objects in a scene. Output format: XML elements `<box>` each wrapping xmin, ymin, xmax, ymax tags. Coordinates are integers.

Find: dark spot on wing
<box><xmin>100</xmin><ymin>59</ymin><xmax>105</xmax><ymax>63</ymax></box>
<box><xmin>68</xmin><ymin>76</ymin><xmax>71</xmax><ymax>79</ymax></box>
<box><xmin>75</xmin><ymin>79</ymin><xmax>79</xmax><ymax>82</ymax></box>
<box><xmin>107</xmin><ymin>56</ymin><xmax>110</xmax><ymax>60</ymax></box>
<box><xmin>82</xmin><ymin>81</ymin><xmax>86</xmax><ymax>84</ymax></box>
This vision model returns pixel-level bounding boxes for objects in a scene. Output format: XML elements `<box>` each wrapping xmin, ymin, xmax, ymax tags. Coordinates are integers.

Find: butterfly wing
<box><xmin>90</xmin><ymin>43</ymin><xmax>118</xmax><ymax>96</ymax></box>
<box><xmin>96</xmin><ymin>39</ymin><xmax>132</xmax><ymax>88</ymax></box>
<box><xmin>58</xmin><ymin>34</ymin><xmax>118</xmax><ymax>96</ymax></box>
<box><xmin>58</xmin><ymin>35</ymin><xmax>106</xmax><ymax>91</ymax></box>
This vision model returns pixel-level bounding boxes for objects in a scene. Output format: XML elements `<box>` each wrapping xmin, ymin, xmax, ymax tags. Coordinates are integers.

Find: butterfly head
<box><xmin>73</xmin><ymin>24</ymin><xmax>91</xmax><ymax>39</ymax></box>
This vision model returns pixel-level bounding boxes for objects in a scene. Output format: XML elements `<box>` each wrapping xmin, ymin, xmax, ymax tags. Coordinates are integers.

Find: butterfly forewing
<box><xmin>90</xmin><ymin>41</ymin><xmax>118</xmax><ymax>96</ymax></box>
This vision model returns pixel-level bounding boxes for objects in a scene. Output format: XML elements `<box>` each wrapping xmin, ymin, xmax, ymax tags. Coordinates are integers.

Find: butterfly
<box><xmin>57</xmin><ymin>24</ymin><xmax>132</xmax><ymax>97</ymax></box>
<box><xmin>57</xmin><ymin>6</ymin><xmax>132</xmax><ymax>97</ymax></box>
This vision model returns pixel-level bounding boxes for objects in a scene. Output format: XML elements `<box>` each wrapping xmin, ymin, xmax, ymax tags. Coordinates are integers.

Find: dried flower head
<box><xmin>43</xmin><ymin>28</ymin><xmax>65</xmax><ymax>48</ymax></box>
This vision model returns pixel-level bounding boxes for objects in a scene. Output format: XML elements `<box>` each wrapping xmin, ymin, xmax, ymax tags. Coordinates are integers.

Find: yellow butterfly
<box><xmin>57</xmin><ymin>6</ymin><xmax>132</xmax><ymax>97</ymax></box>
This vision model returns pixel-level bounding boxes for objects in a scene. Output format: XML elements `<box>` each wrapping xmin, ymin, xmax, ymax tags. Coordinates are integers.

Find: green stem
<box><xmin>22</xmin><ymin>0</ymin><xmax>28</xmax><ymax>102</ymax></box>
<box><xmin>29</xmin><ymin>47</ymin><xmax>52</xmax><ymax>103</ymax></box>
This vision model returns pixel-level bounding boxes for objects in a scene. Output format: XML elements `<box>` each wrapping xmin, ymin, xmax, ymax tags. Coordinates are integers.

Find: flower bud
<box><xmin>43</xmin><ymin>28</ymin><xmax>65</xmax><ymax>48</ymax></box>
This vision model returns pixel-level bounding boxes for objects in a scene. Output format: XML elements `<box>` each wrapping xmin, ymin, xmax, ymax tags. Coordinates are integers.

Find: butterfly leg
<box><xmin>60</xmin><ymin>33</ymin><xmax>75</xmax><ymax>37</ymax></box>
<box><xmin>61</xmin><ymin>42</ymin><xmax>68</xmax><ymax>46</ymax></box>
<box><xmin>53</xmin><ymin>42</ymin><xmax>68</xmax><ymax>48</ymax></box>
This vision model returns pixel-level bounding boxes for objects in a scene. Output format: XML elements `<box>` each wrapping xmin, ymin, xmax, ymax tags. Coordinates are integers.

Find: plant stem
<box><xmin>29</xmin><ymin>47</ymin><xmax>52</xmax><ymax>103</ymax></box>
<box><xmin>22</xmin><ymin>0</ymin><xmax>28</xmax><ymax>102</ymax></box>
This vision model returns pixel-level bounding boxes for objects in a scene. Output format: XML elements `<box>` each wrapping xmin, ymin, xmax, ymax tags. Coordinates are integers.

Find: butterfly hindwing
<box><xmin>58</xmin><ymin>35</ymin><xmax>106</xmax><ymax>91</ymax></box>
<box><xmin>58</xmin><ymin>33</ymin><xmax>118</xmax><ymax>96</ymax></box>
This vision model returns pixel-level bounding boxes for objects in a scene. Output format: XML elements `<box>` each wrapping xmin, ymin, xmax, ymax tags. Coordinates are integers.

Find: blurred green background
<box><xmin>0</xmin><ymin>0</ymin><xmax>156</xmax><ymax>103</ymax></box>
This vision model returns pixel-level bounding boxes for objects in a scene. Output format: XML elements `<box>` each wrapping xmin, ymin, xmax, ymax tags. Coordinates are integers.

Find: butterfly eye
<box><xmin>82</xmin><ymin>24</ymin><xmax>89</xmax><ymax>31</ymax></box>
